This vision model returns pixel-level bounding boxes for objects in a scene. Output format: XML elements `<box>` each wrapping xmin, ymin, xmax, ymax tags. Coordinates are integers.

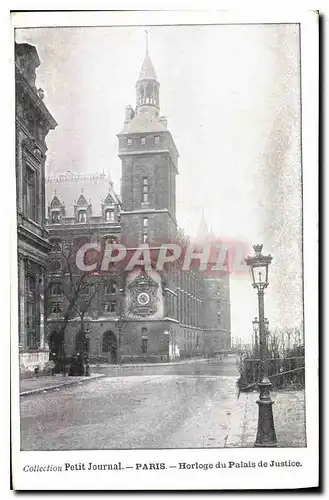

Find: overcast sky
<box><xmin>15</xmin><ymin>24</ymin><xmax>303</xmax><ymax>341</ymax></box>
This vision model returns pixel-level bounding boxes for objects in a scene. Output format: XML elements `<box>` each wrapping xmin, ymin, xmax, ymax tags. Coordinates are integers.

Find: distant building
<box><xmin>45</xmin><ymin>47</ymin><xmax>230</xmax><ymax>363</ymax></box>
<box><xmin>15</xmin><ymin>43</ymin><xmax>57</xmax><ymax>372</ymax></box>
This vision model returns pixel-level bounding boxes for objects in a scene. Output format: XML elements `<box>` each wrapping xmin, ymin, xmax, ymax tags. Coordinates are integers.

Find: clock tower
<box><xmin>118</xmin><ymin>44</ymin><xmax>179</xmax><ymax>248</ymax></box>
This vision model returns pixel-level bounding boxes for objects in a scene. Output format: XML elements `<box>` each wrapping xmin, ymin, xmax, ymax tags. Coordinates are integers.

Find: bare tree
<box><xmin>46</xmin><ymin>238</ymin><xmax>102</xmax><ymax>373</ymax></box>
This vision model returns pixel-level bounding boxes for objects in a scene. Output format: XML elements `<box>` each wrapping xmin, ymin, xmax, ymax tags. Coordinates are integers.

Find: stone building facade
<box><xmin>15</xmin><ymin>43</ymin><xmax>57</xmax><ymax>372</ymax></box>
<box><xmin>45</xmin><ymin>48</ymin><xmax>231</xmax><ymax>363</ymax></box>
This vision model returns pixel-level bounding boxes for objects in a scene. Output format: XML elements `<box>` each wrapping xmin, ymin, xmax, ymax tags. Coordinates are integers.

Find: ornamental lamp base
<box><xmin>254</xmin><ymin>378</ymin><xmax>278</xmax><ymax>448</ymax></box>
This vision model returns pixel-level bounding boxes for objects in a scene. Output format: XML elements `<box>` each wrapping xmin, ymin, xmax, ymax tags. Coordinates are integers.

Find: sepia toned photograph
<box><xmin>9</xmin><ymin>11</ymin><xmax>319</xmax><ymax>491</ymax></box>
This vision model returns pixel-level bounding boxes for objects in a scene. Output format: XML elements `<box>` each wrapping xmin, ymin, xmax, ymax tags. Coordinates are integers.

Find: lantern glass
<box><xmin>253</xmin><ymin>263</ymin><xmax>268</xmax><ymax>286</ymax></box>
<box><xmin>249</xmin><ymin>266</ymin><xmax>256</xmax><ymax>285</ymax></box>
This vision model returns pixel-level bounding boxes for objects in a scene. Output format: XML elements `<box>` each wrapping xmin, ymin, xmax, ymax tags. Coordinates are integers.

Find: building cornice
<box><xmin>16</xmin><ymin>65</ymin><xmax>57</xmax><ymax>129</ymax></box>
<box><xmin>17</xmin><ymin>224</ymin><xmax>52</xmax><ymax>252</ymax></box>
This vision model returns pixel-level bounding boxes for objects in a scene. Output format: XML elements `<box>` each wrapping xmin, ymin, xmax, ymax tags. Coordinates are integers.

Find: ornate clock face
<box><xmin>137</xmin><ymin>292</ymin><xmax>150</xmax><ymax>306</ymax></box>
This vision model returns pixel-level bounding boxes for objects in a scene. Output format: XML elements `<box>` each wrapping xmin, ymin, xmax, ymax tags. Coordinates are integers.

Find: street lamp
<box><xmin>245</xmin><ymin>244</ymin><xmax>277</xmax><ymax>447</ymax></box>
<box><xmin>115</xmin><ymin>288</ymin><xmax>125</xmax><ymax>365</ymax></box>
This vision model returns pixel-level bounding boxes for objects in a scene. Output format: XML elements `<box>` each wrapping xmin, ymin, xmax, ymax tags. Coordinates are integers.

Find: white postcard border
<box><xmin>9</xmin><ymin>8</ymin><xmax>319</xmax><ymax>491</ymax></box>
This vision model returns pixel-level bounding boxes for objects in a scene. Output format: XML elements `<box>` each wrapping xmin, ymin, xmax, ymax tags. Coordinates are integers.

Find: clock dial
<box><xmin>137</xmin><ymin>292</ymin><xmax>150</xmax><ymax>305</ymax></box>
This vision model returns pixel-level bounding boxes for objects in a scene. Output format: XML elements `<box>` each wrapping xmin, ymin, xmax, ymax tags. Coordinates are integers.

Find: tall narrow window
<box><xmin>142</xmin><ymin>217</ymin><xmax>148</xmax><ymax>244</ymax></box>
<box><xmin>78</xmin><ymin>210</ymin><xmax>87</xmax><ymax>223</ymax></box>
<box><xmin>25</xmin><ymin>166</ymin><xmax>37</xmax><ymax>221</ymax></box>
<box><xmin>142</xmin><ymin>177</ymin><xmax>149</xmax><ymax>203</ymax></box>
<box><xmin>105</xmin><ymin>209</ymin><xmax>114</xmax><ymax>222</ymax></box>
<box><xmin>51</xmin><ymin>210</ymin><xmax>60</xmax><ymax>224</ymax></box>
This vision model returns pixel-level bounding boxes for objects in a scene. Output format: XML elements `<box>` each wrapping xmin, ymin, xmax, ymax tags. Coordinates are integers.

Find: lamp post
<box><xmin>84</xmin><ymin>326</ymin><xmax>91</xmax><ymax>376</ymax></box>
<box><xmin>115</xmin><ymin>288</ymin><xmax>125</xmax><ymax>365</ymax></box>
<box><xmin>245</xmin><ymin>244</ymin><xmax>277</xmax><ymax>447</ymax></box>
<box><xmin>252</xmin><ymin>316</ymin><xmax>259</xmax><ymax>350</ymax></box>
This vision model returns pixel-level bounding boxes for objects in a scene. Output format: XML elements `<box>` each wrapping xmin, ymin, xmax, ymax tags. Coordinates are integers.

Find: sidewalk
<box><xmin>20</xmin><ymin>373</ymin><xmax>104</xmax><ymax>397</ymax></box>
<box><xmin>226</xmin><ymin>388</ymin><xmax>306</xmax><ymax>448</ymax></box>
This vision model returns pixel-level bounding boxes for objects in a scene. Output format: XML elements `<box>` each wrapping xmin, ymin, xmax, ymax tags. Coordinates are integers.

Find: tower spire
<box><xmin>145</xmin><ymin>28</ymin><xmax>149</xmax><ymax>53</ymax></box>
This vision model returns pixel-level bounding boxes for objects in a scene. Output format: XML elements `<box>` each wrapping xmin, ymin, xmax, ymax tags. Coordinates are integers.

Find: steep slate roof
<box><xmin>119</xmin><ymin>110</ymin><xmax>167</xmax><ymax>135</ymax></box>
<box><xmin>50</xmin><ymin>194</ymin><xmax>62</xmax><ymax>208</ymax></box>
<box><xmin>76</xmin><ymin>192</ymin><xmax>89</xmax><ymax>207</ymax></box>
<box><xmin>46</xmin><ymin>172</ymin><xmax>120</xmax><ymax>218</ymax></box>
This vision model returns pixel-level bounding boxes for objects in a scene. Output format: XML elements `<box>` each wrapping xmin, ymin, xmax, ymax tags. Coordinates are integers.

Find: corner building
<box><xmin>46</xmin><ymin>48</ymin><xmax>231</xmax><ymax>363</ymax></box>
<box><xmin>16</xmin><ymin>43</ymin><xmax>57</xmax><ymax>373</ymax></box>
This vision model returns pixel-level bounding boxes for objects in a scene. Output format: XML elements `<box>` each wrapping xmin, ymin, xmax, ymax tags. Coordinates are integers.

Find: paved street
<box><xmin>20</xmin><ymin>356</ymin><xmax>306</xmax><ymax>450</ymax></box>
<box><xmin>20</xmin><ymin>356</ymin><xmax>246</xmax><ymax>450</ymax></box>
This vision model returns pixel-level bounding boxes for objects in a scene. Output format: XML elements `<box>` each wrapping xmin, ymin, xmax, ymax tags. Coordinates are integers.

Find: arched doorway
<box><xmin>102</xmin><ymin>330</ymin><xmax>117</xmax><ymax>364</ymax></box>
<box><xmin>49</xmin><ymin>330</ymin><xmax>64</xmax><ymax>357</ymax></box>
<box><xmin>49</xmin><ymin>330</ymin><xmax>64</xmax><ymax>373</ymax></box>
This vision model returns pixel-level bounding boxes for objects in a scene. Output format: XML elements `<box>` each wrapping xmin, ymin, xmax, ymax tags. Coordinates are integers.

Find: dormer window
<box><xmin>78</xmin><ymin>210</ymin><xmax>87</xmax><ymax>223</ymax></box>
<box><xmin>141</xmin><ymin>137</ymin><xmax>146</xmax><ymax>145</ymax></box>
<box><xmin>105</xmin><ymin>209</ymin><xmax>115</xmax><ymax>222</ymax></box>
<box><xmin>51</xmin><ymin>210</ymin><xmax>60</xmax><ymax>224</ymax></box>
<box><xmin>154</xmin><ymin>136</ymin><xmax>160</xmax><ymax>144</ymax></box>
<box><xmin>127</xmin><ymin>138</ymin><xmax>132</xmax><ymax>146</ymax></box>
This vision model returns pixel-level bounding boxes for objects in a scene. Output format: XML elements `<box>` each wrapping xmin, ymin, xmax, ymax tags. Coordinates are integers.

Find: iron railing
<box><xmin>238</xmin><ymin>356</ymin><xmax>305</xmax><ymax>391</ymax></box>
